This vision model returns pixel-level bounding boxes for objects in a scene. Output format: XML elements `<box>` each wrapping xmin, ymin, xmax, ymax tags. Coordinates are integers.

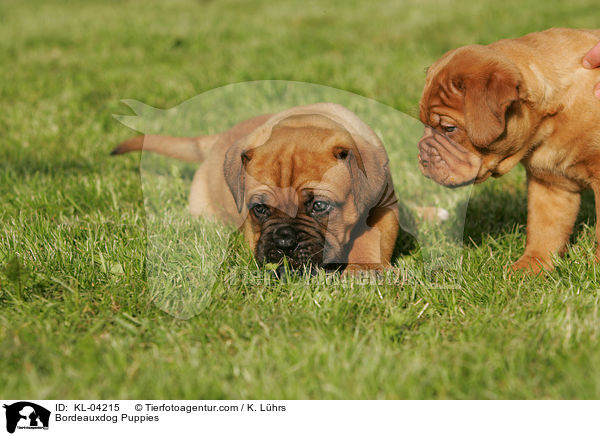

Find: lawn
<box><xmin>1</xmin><ymin>0</ymin><xmax>600</xmax><ymax>399</ymax></box>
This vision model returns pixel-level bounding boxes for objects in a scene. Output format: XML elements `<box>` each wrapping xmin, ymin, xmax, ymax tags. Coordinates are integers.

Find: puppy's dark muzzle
<box><xmin>257</xmin><ymin>221</ymin><xmax>326</xmax><ymax>273</ymax></box>
<box><xmin>272</xmin><ymin>225</ymin><xmax>298</xmax><ymax>251</ymax></box>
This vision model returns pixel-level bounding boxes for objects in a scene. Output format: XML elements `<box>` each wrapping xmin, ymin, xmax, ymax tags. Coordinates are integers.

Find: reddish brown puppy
<box><xmin>418</xmin><ymin>28</ymin><xmax>600</xmax><ymax>273</ymax></box>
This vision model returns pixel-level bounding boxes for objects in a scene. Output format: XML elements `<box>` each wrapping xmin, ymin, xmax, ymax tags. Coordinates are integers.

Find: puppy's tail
<box><xmin>110</xmin><ymin>134</ymin><xmax>220</xmax><ymax>163</ymax></box>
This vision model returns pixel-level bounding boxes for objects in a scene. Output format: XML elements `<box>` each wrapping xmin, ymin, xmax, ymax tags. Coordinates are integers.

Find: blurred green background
<box><xmin>1</xmin><ymin>0</ymin><xmax>600</xmax><ymax>399</ymax></box>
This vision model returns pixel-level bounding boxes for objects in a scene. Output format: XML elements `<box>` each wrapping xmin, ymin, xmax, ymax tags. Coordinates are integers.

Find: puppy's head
<box><xmin>224</xmin><ymin>114</ymin><xmax>387</xmax><ymax>273</ymax></box>
<box><xmin>418</xmin><ymin>45</ymin><xmax>528</xmax><ymax>187</ymax></box>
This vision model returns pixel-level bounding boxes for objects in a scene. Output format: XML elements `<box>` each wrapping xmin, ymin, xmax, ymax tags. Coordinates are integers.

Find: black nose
<box><xmin>272</xmin><ymin>226</ymin><xmax>298</xmax><ymax>251</ymax></box>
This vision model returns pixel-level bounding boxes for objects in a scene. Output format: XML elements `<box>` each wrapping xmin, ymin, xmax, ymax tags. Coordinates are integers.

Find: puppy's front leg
<box><xmin>344</xmin><ymin>207</ymin><xmax>399</xmax><ymax>272</ymax></box>
<box><xmin>512</xmin><ymin>175</ymin><xmax>580</xmax><ymax>274</ymax></box>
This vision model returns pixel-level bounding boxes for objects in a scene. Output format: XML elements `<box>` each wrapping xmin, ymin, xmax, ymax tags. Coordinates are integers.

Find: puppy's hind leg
<box><xmin>344</xmin><ymin>207</ymin><xmax>400</xmax><ymax>271</ymax></box>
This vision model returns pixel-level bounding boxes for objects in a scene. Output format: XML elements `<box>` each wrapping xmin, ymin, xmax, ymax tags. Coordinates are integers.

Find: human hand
<box><xmin>583</xmin><ymin>41</ymin><xmax>600</xmax><ymax>99</ymax></box>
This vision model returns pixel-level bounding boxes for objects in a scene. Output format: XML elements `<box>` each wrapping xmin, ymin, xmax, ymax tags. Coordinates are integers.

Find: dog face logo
<box><xmin>3</xmin><ymin>402</ymin><xmax>50</xmax><ymax>434</ymax></box>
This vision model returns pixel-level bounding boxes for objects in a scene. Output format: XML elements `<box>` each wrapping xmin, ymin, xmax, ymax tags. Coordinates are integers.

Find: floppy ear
<box><xmin>334</xmin><ymin>137</ymin><xmax>388</xmax><ymax>215</ymax></box>
<box><xmin>333</xmin><ymin>144</ymin><xmax>365</xmax><ymax>172</ymax></box>
<box><xmin>223</xmin><ymin>142</ymin><xmax>253</xmax><ymax>213</ymax></box>
<box><xmin>463</xmin><ymin>64</ymin><xmax>522</xmax><ymax>147</ymax></box>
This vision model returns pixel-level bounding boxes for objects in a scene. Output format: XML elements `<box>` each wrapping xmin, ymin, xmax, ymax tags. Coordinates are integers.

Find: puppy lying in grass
<box><xmin>113</xmin><ymin>103</ymin><xmax>401</xmax><ymax>275</ymax></box>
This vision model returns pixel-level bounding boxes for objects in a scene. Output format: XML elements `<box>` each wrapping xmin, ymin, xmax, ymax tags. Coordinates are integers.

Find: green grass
<box><xmin>2</xmin><ymin>0</ymin><xmax>600</xmax><ymax>399</ymax></box>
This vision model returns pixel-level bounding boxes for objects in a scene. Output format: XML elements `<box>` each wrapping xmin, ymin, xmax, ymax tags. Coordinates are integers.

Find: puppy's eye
<box><xmin>442</xmin><ymin>125</ymin><xmax>457</xmax><ymax>133</ymax></box>
<box><xmin>251</xmin><ymin>203</ymin><xmax>270</xmax><ymax>218</ymax></box>
<box><xmin>311</xmin><ymin>200</ymin><xmax>331</xmax><ymax>215</ymax></box>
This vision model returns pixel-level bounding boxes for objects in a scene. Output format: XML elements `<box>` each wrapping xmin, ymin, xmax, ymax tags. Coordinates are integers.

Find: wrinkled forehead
<box><xmin>421</xmin><ymin>72</ymin><xmax>445</xmax><ymax>123</ymax></box>
<box><xmin>245</xmin><ymin>126</ymin><xmax>354</xmax><ymax>190</ymax></box>
<box><xmin>420</xmin><ymin>53</ymin><xmax>466</xmax><ymax>125</ymax></box>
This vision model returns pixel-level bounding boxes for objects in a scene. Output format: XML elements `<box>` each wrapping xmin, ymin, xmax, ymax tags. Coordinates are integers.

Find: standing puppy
<box><xmin>418</xmin><ymin>28</ymin><xmax>600</xmax><ymax>273</ymax></box>
<box><xmin>113</xmin><ymin>103</ymin><xmax>399</xmax><ymax>274</ymax></box>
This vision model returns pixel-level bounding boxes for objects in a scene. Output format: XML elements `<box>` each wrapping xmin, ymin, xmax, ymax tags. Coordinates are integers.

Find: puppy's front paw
<box><xmin>510</xmin><ymin>254</ymin><xmax>552</xmax><ymax>276</ymax></box>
